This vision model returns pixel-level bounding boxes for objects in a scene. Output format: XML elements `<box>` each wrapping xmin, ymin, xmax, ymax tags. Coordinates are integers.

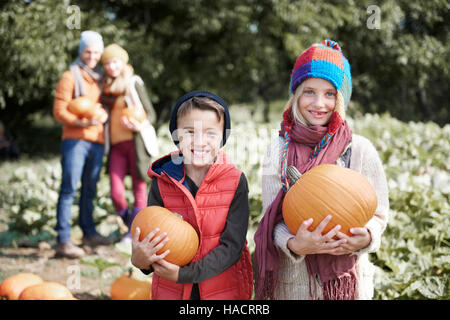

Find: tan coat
<box><xmin>262</xmin><ymin>134</ymin><xmax>390</xmax><ymax>299</ymax></box>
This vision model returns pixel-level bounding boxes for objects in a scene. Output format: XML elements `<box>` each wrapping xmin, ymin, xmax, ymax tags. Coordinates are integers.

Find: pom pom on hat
<box><xmin>289</xmin><ymin>39</ymin><xmax>352</xmax><ymax>116</ymax></box>
<box><xmin>101</xmin><ymin>44</ymin><xmax>129</xmax><ymax>65</ymax></box>
<box><xmin>78</xmin><ymin>30</ymin><xmax>104</xmax><ymax>54</ymax></box>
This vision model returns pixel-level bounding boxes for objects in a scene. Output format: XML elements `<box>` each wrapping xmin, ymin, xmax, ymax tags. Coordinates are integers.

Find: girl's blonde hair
<box><xmin>289</xmin><ymin>82</ymin><xmax>307</xmax><ymax>126</ymax></box>
<box><xmin>101</xmin><ymin>64</ymin><xmax>134</xmax><ymax>95</ymax></box>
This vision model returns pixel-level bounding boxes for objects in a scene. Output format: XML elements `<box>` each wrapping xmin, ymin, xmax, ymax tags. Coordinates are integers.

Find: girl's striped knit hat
<box><xmin>280</xmin><ymin>40</ymin><xmax>352</xmax><ymax>191</ymax></box>
<box><xmin>289</xmin><ymin>39</ymin><xmax>352</xmax><ymax>119</ymax></box>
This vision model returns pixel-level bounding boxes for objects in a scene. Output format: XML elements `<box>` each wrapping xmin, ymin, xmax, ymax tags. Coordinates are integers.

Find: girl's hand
<box><xmin>131</xmin><ymin>227</ymin><xmax>170</xmax><ymax>270</ymax></box>
<box><xmin>334</xmin><ymin>227</ymin><xmax>372</xmax><ymax>255</ymax></box>
<box><xmin>287</xmin><ymin>215</ymin><xmax>347</xmax><ymax>255</ymax></box>
<box><xmin>153</xmin><ymin>259</ymin><xmax>180</xmax><ymax>282</ymax></box>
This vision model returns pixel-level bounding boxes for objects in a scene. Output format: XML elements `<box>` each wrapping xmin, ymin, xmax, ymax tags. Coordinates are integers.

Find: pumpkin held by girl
<box><xmin>282</xmin><ymin>164</ymin><xmax>378</xmax><ymax>237</ymax></box>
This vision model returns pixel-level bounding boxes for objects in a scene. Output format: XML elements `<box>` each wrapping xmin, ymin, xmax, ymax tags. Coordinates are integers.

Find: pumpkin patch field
<box><xmin>0</xmin><ymin>103</ymin><xmax>449</xmax><ymax>299</ymax></box>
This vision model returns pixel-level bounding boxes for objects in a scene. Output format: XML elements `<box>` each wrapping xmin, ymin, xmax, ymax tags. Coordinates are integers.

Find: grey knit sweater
<box><xmin>261</xmin><ymin>134</ymin><xmax>389</xmax><ymax>300</ymax></box>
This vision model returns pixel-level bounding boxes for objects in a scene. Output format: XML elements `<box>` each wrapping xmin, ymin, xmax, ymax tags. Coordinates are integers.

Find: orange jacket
<box><xmin>109</xmin><ymin>96</ymin><xmax>133</xmax><ymax>146</ymax></box>
<box><xmin>53</xmin><ymin>69</ymin><xmax>104</xmax><ymax>144</ymax></box>
<box><xmin>148</xmin><ymin>151</ymin><xmax>253</xmax><ymax>300</ymax></box>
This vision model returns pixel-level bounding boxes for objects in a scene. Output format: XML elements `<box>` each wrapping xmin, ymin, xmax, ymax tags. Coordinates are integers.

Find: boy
<box><xmin>131</xmin><ymin>90</ymin><xmax>253</xmax><ymax>300</ymax></box>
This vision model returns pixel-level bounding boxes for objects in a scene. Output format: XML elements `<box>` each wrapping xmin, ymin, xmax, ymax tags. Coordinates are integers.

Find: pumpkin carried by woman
<box><xmin>121</xmin><ymin>106</ymin><xmax>147</xmax><ymax>123</ymax></box>
<box><xmin>130</xmin><ymin>206</ymin><xmax>199</xmax><ymax>266</ymax></box>
<box><xmin>282</xmin><ymin>164</ymin><xmax>378</xmax><ymax>236</ymax></box>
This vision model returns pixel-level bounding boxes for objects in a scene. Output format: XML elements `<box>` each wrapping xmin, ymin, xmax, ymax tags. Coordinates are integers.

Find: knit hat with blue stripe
<box><xmin>289</xmin><ymin>40</ymin><xmax>352</xmax><ymax>119</ymax></box>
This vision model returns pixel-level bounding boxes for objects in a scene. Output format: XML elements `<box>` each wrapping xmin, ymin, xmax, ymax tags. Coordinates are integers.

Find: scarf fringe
<box><xmin>255</xmin><ymin>271</ymin><xmax>278</xmax><ymax>300</ymax></box>
<box><xmin>322</xmin><ymin>274</ymin><xmax>358</xmax><ymax>300</ymax></box>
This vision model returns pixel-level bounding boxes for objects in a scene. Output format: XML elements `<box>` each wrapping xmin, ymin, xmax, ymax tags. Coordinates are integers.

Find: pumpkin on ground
<box><xmin>121</xmin><ymin>107</ymin><xmax>147</xmax><ymax>123</ymax></box>
<box><xmin>0</xmin><ymin>273</ymin><xmax>44</xmax><ymax>300</ymax></box>
<box><xmin>130</xmin><ymin>206</ymin><xmax>199</xmax><ymax>267</ymax></box>
<box><xmin>110</xmin><ymin>270</ymin><xmax>152</xmax><ymax>300</ymax></box>
<box><xmin>68</xmin><ymin>96</ymin><xmax>95</xmax><ymax>118</ymax></box>
<box><xmin>18</xmin><ymin>281</ymin><xmax>75</xmax><ymax>300</ymax></box>
<box><xmin>282</xmin><ymin>164</ymin><xmax>378</xmax><ymax>237</ymax></box>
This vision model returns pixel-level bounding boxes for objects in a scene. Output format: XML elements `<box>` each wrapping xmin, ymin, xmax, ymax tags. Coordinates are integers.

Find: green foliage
<box><xmin>1</xmin><ymin>0</ymin><xmax>448</xmax><ymax>140</ymax></box>
<box><xmin>348</xmin><ymin>113</ymin><xmax>450</xmax><ymax>299</ymax></box>
<box><xmin>0</xmin><ymin>0</ymin><xmax>77</xmax><ymax>120</ymax></box>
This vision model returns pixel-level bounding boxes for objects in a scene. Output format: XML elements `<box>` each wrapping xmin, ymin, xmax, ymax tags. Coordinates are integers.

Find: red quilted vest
<box><xmin>147</xmin><ymin>151</ymin><xmax>253</xmax><ymax>300</ymax></box>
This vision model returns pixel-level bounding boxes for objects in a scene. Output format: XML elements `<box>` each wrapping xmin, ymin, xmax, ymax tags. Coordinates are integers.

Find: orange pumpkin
<box><xmin>0</xmin><ymin>273</ymin><xmax>44</xmax><ymax>300</ymax></box>
<box><xmin>121</xmin><ymin>107</ymin><xmax>147</xmax><ymax>123</ymax></box>
<box><xmin>91</xmin><ymin>105</ymin><xmax>108</xmax><ymax>121</ymax></box>
<box><xmin>282</xmin><ymin>164</ymin><xmax>377</xmax><ymax>237</ymax></box>
<box><xmin>110</xmin><ymin>270</ymin><xmax>152</xmax><ymax>300</ymax></box>
<box><xmin>68</xmin><ymin>96</ymin><xmax>95</xmax><ymax>118</ymax></box>
<box><xmin>18</xmin><ymin>281</ymin><xmax>75</xmax><ymax>300</ymax></box>
<box><xmin>130</xmin><ymin>206</ymin><xmax>199</xmax><ymax>266</ymax></box>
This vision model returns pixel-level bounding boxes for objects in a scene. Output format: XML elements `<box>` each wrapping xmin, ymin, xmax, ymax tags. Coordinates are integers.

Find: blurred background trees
<box><xmin>0</xmin><ymin>0</ymin><xmax>448</xmax><ymax>141</ymax></box>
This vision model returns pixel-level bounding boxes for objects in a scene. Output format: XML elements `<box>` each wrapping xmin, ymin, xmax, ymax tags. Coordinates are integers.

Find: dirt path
<box><xmin>0</xmin><ymin>242</ymin><xmax>132</xmax><ymax>300</ymax></box>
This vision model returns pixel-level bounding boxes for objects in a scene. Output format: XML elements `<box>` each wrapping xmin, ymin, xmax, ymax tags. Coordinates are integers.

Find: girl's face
<box><xmin>104</xmin><ymin>58</ymin><xmax>124</xmax><ymax>78</ymax></box>
<box><xmin>296</xmin><ymin>78</ymin><xmax>337</xmax><ymax>126</ymax></box>
<box><xmin>176</xmin><ymin>108</ymin><xmax>224</xmax><ymax>170</ymax></box>
<box><xmin>80</xmin><ymin>45</ymin><xmax>102</xmax><ymax>69</ymax></box>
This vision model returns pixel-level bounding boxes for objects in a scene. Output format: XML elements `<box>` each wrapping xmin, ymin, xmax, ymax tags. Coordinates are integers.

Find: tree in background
<box><xmin>0</xmin><ymin>0</ymin><xmax>448</xmax><ymax>151</ymax></box>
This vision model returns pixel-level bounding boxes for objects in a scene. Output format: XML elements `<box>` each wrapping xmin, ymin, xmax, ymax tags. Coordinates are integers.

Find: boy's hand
<box><xmin>153</xmin><ymin>259</ymin><xmax>180</xmax><ymax>283</ymax></box>
<box><xmin>131</xmin><ymin>227</ymin><xmax>170</xmax><ymax>270</ymax></box>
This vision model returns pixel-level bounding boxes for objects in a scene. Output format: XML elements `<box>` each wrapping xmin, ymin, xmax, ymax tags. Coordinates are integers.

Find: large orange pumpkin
<box><xmin>19</xmin><ymin>282</ymin><xmax>75</xmax><ymax>300</ymax></box>
<box><xmin>85</xmin><ymin>104</ymin><xmax>108</xmax><ymax>121</ymax></box>
<box><xmin>130</xmin><ymin>206</ymin><xmax>199</xmax><ymax>266</ymax></box>
<box><xmin>68</xmin><ymin>96</ymin><xmax>95</xmax><ymax>118</ymax></box>
<box><xmin>121</xmin><ymin>107</ymin><xmax>147</xmax><ymax>123</ymax></box>
<box><xmin>0</xmin><ymin>273</ymin><xmax>43</xmax><ymax>300</ymax></box>
<box><xmin>110</xmin><ymin>270</ymin><xmax>152</xmax><ymax>300</ymax></box>
<box><xmin>282</xmin><ymin>164</ymin><xmax>378</xmax><ymax>237</ymax></box>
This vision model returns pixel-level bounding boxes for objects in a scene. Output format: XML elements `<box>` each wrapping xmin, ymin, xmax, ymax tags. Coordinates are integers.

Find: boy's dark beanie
<box><xmin>169</xmin><ymin>90</ymin><xmax>231</xmax><ymax>147</ymax></box>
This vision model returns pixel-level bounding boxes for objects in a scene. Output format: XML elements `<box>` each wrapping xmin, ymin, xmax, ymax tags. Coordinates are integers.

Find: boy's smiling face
<box><xmin>177</xmin><ymin>108</ymin><xmax>224</xmax><ymax>170</ymax></box>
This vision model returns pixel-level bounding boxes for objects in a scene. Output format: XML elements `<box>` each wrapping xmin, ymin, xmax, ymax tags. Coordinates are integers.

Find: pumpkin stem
<box><xmin>173</xmin><ymin>212</ymin><xmax>183</xmax><ymax>220</ymax></box>
<box><xmin>128</xmin><ymin>268</ymin><xmax>133</xmax><ymax>278</ymax></box>
<box><xmin>286</xmin><ymin>166</ymin><xmax>302</xmax><ymax>185</ymax></box>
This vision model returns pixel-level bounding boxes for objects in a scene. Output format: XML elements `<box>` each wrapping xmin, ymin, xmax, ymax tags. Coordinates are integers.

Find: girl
<box><xmin>100</xmin><ymin>44</ymin><xmax>157</xmax><ymax>242</ymax></box>
<box><xmin>254</xmin><ymin>40</ymin><xmax>389</xmax><ymax>300</ymax></box>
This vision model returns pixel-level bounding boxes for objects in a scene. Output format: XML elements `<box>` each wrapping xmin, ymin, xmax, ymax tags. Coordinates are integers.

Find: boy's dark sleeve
<box><xmin>177</xmin><ymin>173</ymin><xmax>250</xmax><ymax>284</ymax></box>
<box><xmin>147</xmin><ymin>178</ymin><xmax>164</xmax><ymax>206</ymax></box>
<box><xmin>139</xmin><ymin>178</ymin><xmax>163</xmax><ymax>275</ymax></box>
